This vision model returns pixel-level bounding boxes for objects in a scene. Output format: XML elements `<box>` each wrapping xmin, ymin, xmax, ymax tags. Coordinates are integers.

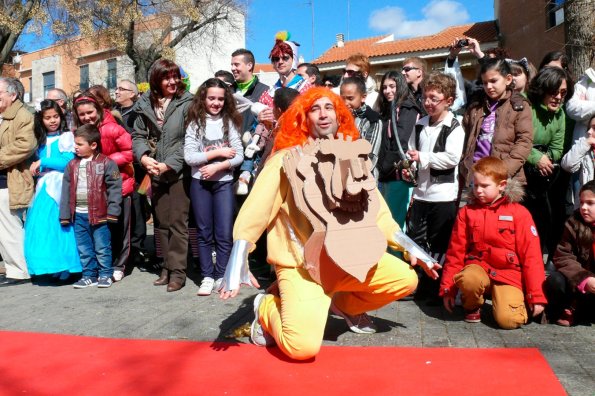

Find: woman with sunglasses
<box><xmin>523</xmin><ymin>66</ymin><xmax>573</xmax><ymax>265</ymax></box>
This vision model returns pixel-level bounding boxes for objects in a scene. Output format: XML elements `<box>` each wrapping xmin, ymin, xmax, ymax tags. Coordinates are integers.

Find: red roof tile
<box><xmin>255</xmin><ymin>63</ymin><xmax>275</xmax><ymax>73</ymax></box>
<box><xmin>314</xmin><ymin>21</ymin><xmax>498</xmax><ymax>65</ymax></box>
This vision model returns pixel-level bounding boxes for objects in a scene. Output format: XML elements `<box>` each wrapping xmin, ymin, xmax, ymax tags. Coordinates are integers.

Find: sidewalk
<box><xmin>0</xmin><ymin>260</ymin><xmax>593</xmax><ymax>395</ymax></box>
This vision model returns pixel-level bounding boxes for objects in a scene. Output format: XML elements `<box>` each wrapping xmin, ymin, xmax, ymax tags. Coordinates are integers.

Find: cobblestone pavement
<box><xmin>0</xmin><ymin>263</ymin><xmax>593</xmax><ymax>396</ymax></box>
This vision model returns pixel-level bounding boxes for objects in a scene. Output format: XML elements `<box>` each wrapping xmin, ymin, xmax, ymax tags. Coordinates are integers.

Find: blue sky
<box><xmin>17</xmin><ymin>0</ymin><xmax>494</xmax><ymax>63</ymax></box>
<box><xmin>245</xmin><ymin>0</ymin><xmax>494</xmax><ymax>63</ymax></box>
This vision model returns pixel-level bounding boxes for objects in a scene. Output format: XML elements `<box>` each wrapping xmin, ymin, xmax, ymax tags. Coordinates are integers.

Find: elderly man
<box><xmin>115</xmin><ymin>79</ymin><xmax>139</xmax><ymax>133</ymax></box>
<box><xmin>113</xmin><ymin>78</ymin><xmax>149</xmax><ymax>273</ymax></box>
<box><xmin>0</xmin><ymin>77</ymin><xmax>37</xmax><ymax>286</ymax></box>
<box><xmin>219</xmin><ymin>87</ymin><xmax>437</xmax><ymax>360</ymax></box>
<box><xmin>46</xmin><ymin>88</ymin><xmax>73</xmax><ymax>130</ymax></box>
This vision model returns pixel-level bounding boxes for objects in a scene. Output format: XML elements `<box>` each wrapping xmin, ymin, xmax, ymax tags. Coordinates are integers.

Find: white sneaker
<box><xmin>112</xmin><ymin>270</ymin><xmax>124</xmax><ymax>282</ymax></box>
<box><xmin>234</xmin><ymin>180</ymin><xmax>249</xmax><ymax>195</ymax></box>
<box><xmin>250</xmin><ymin>293</ymin><xmax>275</xmax><ymax>347</ymax></box>
<box><xmin>197</xmin><ymin>277</ymin><xmax>215</xmax><ymax>296</ymax></box>
<box><xmin>330</xmin><ymin>301</ymin><xmax>377</xmax><ymax>334</ymax></box>
<box><xmin>213</xmin><ymin>277</ymin><xmax>223</xmax><ymax>292</ymax></box>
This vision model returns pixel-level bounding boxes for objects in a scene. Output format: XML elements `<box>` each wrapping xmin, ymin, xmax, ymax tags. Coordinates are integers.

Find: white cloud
<box><xmin>369</xmin><ymin>0</ymin><xmax>470</xmax><ymax>38</ymax></box>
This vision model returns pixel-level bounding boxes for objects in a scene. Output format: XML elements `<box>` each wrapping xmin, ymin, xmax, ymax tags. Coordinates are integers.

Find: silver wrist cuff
<box><xmin>221</xmin><ymin>239</ymin><xmax>254</xmax><ymax>292</ymax></box>
<box><xmin>392</xmin><ymin>231</ymin><xmax>436</xmax><ymax>269</ymax></box>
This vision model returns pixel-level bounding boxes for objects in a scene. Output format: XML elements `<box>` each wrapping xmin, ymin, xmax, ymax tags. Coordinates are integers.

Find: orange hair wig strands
<box><xmin>273</xmin><ymin>87</ymin><xmax>359</xmax><ymax>152</ymax></box>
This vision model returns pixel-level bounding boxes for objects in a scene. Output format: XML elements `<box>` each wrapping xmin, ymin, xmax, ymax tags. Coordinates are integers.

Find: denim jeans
<box><xmin>74</xmin><ymin>213</ymin><xmax>113</xmax><ymax>279</ymax></box>
<box><xmin>190</xmin><ymin>179</ymin><xmax>234</xmax><ymax>279</ymax></box>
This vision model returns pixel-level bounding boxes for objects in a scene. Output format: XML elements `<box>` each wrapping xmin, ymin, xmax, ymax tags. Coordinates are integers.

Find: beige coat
<box><xmin>0</xmin><ymin>100</ymin><xmax>37</xmax><ymax>209</ymax></box>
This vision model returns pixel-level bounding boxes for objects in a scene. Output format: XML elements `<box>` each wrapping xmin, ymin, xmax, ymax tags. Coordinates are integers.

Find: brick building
<box><xmin>495</xmin><ymin>0</ymin><xmax>567</xmax><ymax>65</ymax></box>
<box><xmin>8</xmin><ymin>12</ymin><xmax>244</xmax><ymax>104</ymax></box>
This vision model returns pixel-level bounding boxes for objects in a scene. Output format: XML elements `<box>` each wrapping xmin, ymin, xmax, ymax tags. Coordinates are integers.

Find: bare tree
<box><xmin>54</xmin><ymin>0</ymin><xmax>243</xmax><ymax>82</ymax></box>
<box><xmin>0</xmin><ymin>0</ymin><xmax>47</xmax><ymax>67</ymax></box>
<box><xmin>564</xmin><ymin>0</ymin><xmax>595</xmax><ymax>75</ymax></box>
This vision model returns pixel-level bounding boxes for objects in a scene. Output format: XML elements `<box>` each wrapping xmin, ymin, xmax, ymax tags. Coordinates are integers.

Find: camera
<box><xmin>456</xmin><ymin>39</ymin><xmax>469</xmax><ymax>48</ymax></box>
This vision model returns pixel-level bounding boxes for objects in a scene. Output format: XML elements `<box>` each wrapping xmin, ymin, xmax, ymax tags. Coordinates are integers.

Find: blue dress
<box><xmin>24</xmin><ymin>132</ymin><xmax>81</xmax><ymax>275</ymax></box>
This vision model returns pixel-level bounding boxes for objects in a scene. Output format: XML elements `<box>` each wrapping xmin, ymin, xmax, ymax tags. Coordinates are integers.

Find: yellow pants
<box><xmin>454</xmin><ymin>264</ymin><xmax>528</xmax><ymax>330</ymax></box>
<box><xmin>259</xmin><ymin>253</ymin><xmax>418</xmax><ymax>360</ymax></box>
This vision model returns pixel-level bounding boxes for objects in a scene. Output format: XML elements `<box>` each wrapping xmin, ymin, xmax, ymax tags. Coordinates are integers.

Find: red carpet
<box><xmin>0</xmin><ymin>331</ymin><xmax>565</xmax><ymax>395</ymax></box>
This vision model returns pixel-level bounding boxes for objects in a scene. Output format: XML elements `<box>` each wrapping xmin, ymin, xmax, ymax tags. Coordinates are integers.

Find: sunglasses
<box><xmin>271</xmin><ymin>55</ymin><xmax>291</xmax><ymax>63</ymax></box>
<box><xmin>402</xmin><ymin>66</ymin><xmax>420</xmax><ymax>72</ymax></box>
<box><xmin>343</xmin><ymin>68</ymin><xmax>359</xmax><ymax>76</ymax></box>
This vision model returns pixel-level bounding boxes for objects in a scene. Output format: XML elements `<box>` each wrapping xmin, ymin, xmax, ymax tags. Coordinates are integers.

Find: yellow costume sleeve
<box><xmin>233</xmin><ymin>150</ymin><xmax>287</xmax><ymax>250</ymax></box>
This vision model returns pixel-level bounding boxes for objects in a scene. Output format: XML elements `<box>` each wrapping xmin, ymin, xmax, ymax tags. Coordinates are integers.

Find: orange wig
<box><xmin>273</xmin><ymin>87</ymin><xmax>359</xmax><ymax>152</ymax></box>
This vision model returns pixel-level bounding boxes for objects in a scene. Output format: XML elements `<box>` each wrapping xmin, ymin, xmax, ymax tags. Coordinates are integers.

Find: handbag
<box><xmin>523</xmin><ymin>144</ymin><xmax>559</xmax><ymax>197</ymax></box>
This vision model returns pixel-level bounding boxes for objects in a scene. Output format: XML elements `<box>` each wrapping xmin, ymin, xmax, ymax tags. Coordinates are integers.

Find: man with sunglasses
<box><xmin>401</xmin><ymin>57</ymin><xmax>427</xmax><ymax>116</ymax></box>
<box><xmin>335</xmin><ymin>53</ymin><xmax>378</xmax><ymax>109</ymax></box>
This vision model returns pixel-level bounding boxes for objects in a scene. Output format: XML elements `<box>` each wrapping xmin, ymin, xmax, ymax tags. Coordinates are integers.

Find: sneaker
<box><xmin>73</xmin><ymin>277</ymin><xmax>98</xmax><ymax>289</ymax></box>
<box><xmin>250</xmin><ymin>293</ymin><xmax>275</xmax><ymax>347</ymax></box>
<box><xmin>97</xmin><ymin>277</ymin><xmax>113</xmax><ymax>288</ymax></box>
<box><xmin>464</xmin><ymin>308</ymin><xmax>482</xmax><ymax>323</ymax></box>
<box><xmin>330</xmin><ymin>301</ymin><xmax>377</xmax><ymax>334</ymax></box>
<box><xmin>197</xmin><ymin>277</ymin><xmax>215</xmax><ymax>296</ymax></box>
<box><xmin>112</xmin><ymin>270</ymin><xmax>124</xmax><ymax>282</ymax></box>
<box><xmin>213</xmin><ymin>277</ymin><xmax>223</xmax><ymax>292</ymax></box>
<box><xmin>555</xmin><ymin>308</ymin><xmax>575</xmax><ymax>327</ymax></box>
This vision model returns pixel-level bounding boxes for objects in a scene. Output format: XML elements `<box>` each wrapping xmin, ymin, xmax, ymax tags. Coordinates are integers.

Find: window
<box><xmin>107</xmin><ymin>59</ymin><xmax>117</xmax><ymax>90</ymax></box>
<box><xmin>547</xmin><ymin>0</ymin><xmax>565</xmax><ymax>28</ymax></box>
<box><xmin>42</xmin><ymin>71</ymin><xmax>55</xmax><ymax>98</ymax></box>
<box><xmin>80</xmin><ymin>65</ymin><xmax>89</xmax><ymax>90</ymax></box>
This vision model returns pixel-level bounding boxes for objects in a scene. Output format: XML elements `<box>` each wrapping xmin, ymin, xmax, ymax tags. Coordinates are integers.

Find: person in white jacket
<box><xmin>561</xmin><ymin>114</ymin><xmax>595</xmax><ymax>209</ymax></box>
<box><xmin>563</xmin><ymin>62</ymin><xmax>595</xmax><ymax>208</ymax></box>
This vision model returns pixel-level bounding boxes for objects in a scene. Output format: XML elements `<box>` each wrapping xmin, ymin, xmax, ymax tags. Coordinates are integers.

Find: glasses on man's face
<box><xmin>402</xmin><ymin>66</ymin><xmax>419</xmax><ymax>73</ymax></box>
<box><xmin>423</xmin><ymin>96</ymin><xmax>445</xmax><ymax>105</ymax></box>
<box><xmin>271</xmin><ymin>55</ymin><xmax>291</xmax><ymax>63</ymax></box>
<box><xmin>116</xmin><ymin>87</ymin><xmax>133</xmax><ymax>92</ymax></box>
<box><xmin>343</xmin><ymin>68</ymin><xmax>358</xmax><ymax>76</ymax></box>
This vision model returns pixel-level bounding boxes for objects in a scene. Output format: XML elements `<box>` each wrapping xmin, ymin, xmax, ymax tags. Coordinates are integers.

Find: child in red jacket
<box><xmin>440</xmin><ymin>156</ymin><xmax>546</xmax><ymax>329</ymax></box>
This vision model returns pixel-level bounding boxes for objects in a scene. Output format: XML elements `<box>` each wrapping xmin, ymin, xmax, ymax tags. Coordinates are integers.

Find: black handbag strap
<box><xmin>390</xmin><ymin>99</ymin><xmax>407</xmax><ymax>160</ymax></box>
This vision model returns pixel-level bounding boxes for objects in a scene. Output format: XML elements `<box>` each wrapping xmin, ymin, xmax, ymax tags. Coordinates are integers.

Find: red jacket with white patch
<box><xmin>439</xmin><ymin>181</ymin><xmax>547</xmax><ymax>305</ymax></box>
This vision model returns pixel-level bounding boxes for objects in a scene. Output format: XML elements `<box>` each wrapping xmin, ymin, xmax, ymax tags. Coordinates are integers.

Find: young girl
<box><xmin>184</xmin><ymin>78</ymin><xmax>243</xmax><ymax>296</ymax></box>
<box><xmin>508</xmin><ymin>58</ymin><xmax>535</xmax><ymax>95</ymax></box>
<box><xmin>24</xmin><ymin>100</ymin><xmax>81</xmax><ymax>280</ymax></box>
<box><xmin>73</xmin><ymin>93</ymin><xmax>134</xmax><ymax>282</ymax></box>
<box><xmin>460</xmin><ymin>58</ymin><xmax>534</xmax><ymax>191</ymax></box>
<box><xmin>545</xmin><ymin>180</ymin><xmax>595</xmax><ymax>326</ymax></box>
<box><xmin>376</xmin><ymin>71</ymin><xmax>422</xmax><ymax>231</ymax></box>
<box><xmin>562</xmin><ymin>115</ymin><xmax>595</xmax><ymax>208</ymax></box>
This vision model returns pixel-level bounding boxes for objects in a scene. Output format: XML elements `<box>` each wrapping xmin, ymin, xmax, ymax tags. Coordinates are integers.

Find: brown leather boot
<box><xmin>153</xmin><ymin>269</ymin><xmax>169</xmax><ymax>286</ymax></box>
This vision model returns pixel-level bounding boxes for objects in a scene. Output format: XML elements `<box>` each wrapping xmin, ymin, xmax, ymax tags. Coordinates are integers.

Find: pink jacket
<box><xmin>99</xmin><ymin>110</ymin><xmax>134</xmax><ymax>196</ymax></box>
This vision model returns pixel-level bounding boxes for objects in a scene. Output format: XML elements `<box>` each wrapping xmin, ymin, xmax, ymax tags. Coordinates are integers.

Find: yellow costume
<box><xmin>234</xmin><ymin>149</ymin><xmax>418</xmax><ymax>360</ymax></box>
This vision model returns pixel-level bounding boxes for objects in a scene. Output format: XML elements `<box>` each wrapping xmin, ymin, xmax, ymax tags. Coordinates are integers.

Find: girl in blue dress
<box><xmin>24</xmin><ymin>100</ymin><xmax>81</xmax><ymax>280</ymax></box>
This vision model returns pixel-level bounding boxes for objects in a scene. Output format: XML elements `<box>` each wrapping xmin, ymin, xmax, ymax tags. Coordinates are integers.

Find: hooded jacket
<box><xmin>461</xmin><ymin>91</ymin><xmax>533</xmax><ymax>187</ymax></box>
<box><xmin>439</xmin><ymin>179</ymin><xmax>547</xmax><ymax>305</ymax></box>
<box><xmin>99</xmin><ymin>110</ymin><xmax>134</xmax><ymax>196</ymax></box>
<box><xmin>132</xmin><ymin>91</ymin><xmax>194</xmax><ymax>183</ymax></box>
<box><xmin>553</xmin><ymin>213</ymin><xmax>595</xmax><ymax>290</ymax></box>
